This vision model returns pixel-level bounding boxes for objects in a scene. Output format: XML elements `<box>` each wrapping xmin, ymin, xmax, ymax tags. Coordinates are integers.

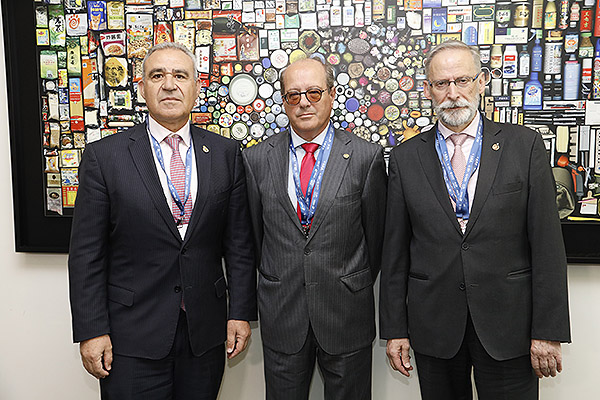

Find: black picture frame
<box><xmin>3</xmin><ymin>0</ymin><xmax>71</xmax><ymax>253</ymax></box>
<box><xmin>2</xmin><ymin>0</ymin><xmax>600</xmax><ymax>260</ymax></box>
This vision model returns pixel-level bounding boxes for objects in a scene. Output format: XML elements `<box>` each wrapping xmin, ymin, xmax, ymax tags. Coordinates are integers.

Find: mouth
<box><xmin>442</xmin><ymin>106</ymin><xmax>465</xmax><ymax>112</ymax></box>
<box><xmin>297</xmin><ymin>112</ymin><xmax>315</xmax><ymax>118</ymax></box>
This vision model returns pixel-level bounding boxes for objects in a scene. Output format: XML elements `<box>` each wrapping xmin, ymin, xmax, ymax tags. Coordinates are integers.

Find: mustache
<box><xmin>437</xmin><ymin>99</ymin><xmax>474</xmax><ymax>110</ymax></box>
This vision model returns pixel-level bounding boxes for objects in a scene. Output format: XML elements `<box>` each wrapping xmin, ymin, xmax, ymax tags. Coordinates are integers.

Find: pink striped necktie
<box><xmin>164</xmin><ymin>135</ymin><xmax>193</xmax><ymax>225</ymax></box>
<box><xmin>449</xmin><ymin>133</ymin><xmax>468</xmax><ymax>232</ymax></box>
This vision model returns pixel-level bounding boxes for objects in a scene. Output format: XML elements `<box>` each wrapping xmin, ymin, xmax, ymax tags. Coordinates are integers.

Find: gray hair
<box><xmin>424</xmin><ymin>40</ymin><xmax>481</xmax><ymax>78</ymax></box>
<box><xmin>280</xmin><ymin>58</ymin><xmax>335</xmax><ymax>94</ymax></box>
<box><xmin>142</xmin><ymin>42</ymin><xmax>198</xmax><ymax>80</ymax></box>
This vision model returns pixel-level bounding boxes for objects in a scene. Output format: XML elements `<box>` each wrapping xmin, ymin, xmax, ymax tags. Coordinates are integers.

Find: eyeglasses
<box><xmin>283</xmin><ymin>88</ymin><xmax>327</xmax><ymax>105</ymax></box>
<box><xmin>428</xmin><ymin>73</ymin><xmax>481</xmax><ymax>91</ymax></box>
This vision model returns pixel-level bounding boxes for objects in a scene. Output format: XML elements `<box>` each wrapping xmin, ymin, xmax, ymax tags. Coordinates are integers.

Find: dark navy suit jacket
<box><xmin>69</xmin><ymin>123</ymin><xmax>257</xmax><ymax>359</ymax></box>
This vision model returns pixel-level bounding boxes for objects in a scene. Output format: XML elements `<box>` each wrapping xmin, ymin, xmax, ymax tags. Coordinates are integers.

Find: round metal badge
<box><xmin>385</xmin><ymin>105</ymin><xmax>400</xmax><ymax>121</ymax></box>
<box><xmin>258</xmin><ymin>83</ymin><xmax>274</xmax><ymax>99</ymax></box>
<box><xmin>229</xmin><ymin>74</ymin><xmax>258</xmax><ymax>106</ymax></box>
<box><xmin>231</xmin><ymin>122</ymin><xmax>249</xmax><ymax>140</ymax></box>
<box><xmin>252</xmin><ymin>99</ymin><xmax>266</xmax><ymax>112</ymax></box>
<box><xmin>219</xmin><ymin>114</ymin><xmax>234</xmax><ymax>127</ymax></box>
<box><xmin>392</xmin><ymin>90</ymin><xmax>407</xmax><ymax>106</ymax></box>
<box><xmin>345</xmin><ymin>98</ymin><xmax>360</xmax><ymax>113</ymax></box>
<box><xmin>263</xmin><ymin>68</ymin><xmax>278</xmax><ymax>83</ymax></box>
<box><xmin>250</xmin><ymin>123</ymin><xmax>265</xmax><ymax>139</ymax></box>
<box><xmin>270</xmin><ymin>49</ymin><xmax>289</xmax><ymax>69</ymax></box>
<box><xmin>337</xmin><ymin>72</ymin><xmax>350</xmax><ymax>86</ymax></box>
<box><xmin>290</xmin><ymin>49</ymin><xmax>307</xmax><ymax>64</ymax></box>
<box><xmin>275</xmin><ymin>113</ymin><xmax>289</xmax><ymax>127</ymax></box>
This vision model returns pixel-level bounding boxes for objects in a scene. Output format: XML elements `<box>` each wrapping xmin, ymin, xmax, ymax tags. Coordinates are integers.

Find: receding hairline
<box><xmin>424</xmin><ymin>40</ymin><xmax>481</xmax><ymax>78</ymax></box>
<box><xmin>280</xmin><ymin>58</ymin><xmax>335</xmax><ymax>94</ymax></box>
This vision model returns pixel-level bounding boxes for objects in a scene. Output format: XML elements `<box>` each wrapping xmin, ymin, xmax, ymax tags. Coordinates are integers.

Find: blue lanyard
<box><xmin>290</xmin><ymin>124</ymin><xmax>334</xmax><ymax>229</ymax></box>
<box><xmin>147</xmin><ymin>121</ymin><xmax>193</xmax><ymax>223</ymax></box>
<box><xmin>434</xmin><ymin>116</ymin><xmax>483</xmax><ymax>220</ymax></box>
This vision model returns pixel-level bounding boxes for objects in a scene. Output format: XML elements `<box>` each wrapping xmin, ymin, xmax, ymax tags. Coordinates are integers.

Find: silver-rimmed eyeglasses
<box><xmin>428</xmin><ymin>72</ymin><xmax>481</xmax><ymax>91</ymax></box>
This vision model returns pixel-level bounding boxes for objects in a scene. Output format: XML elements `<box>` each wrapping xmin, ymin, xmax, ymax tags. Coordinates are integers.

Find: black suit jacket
<box><xmin>68</xmin><ymin>123</ymin><xmax>257</xmax><ymax>359</ymax></box>
<box><xmin>380</xmin><ymin>117</ymin><xmax>571</xmax><ymax>361</ymax></box>
<box><xmin>243</xmin><ymin>128</ymin><xmax>387</xmax><ymax>355</ymax></box>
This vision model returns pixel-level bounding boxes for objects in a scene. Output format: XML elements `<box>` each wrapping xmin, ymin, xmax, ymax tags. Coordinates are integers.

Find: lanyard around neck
<box><xmin>290</xmin><ymin>124</ymin><xmax>335</xmax><ymax>230</ymax></box>
<box><xmin>434</xmin><ymin>116</ymin><xmax>483</xmax><ymax>220</ymax></box>
<box><xmin>147</xmin><ymin>120</ymin><xmax>193</xmax><ymax>222</ymax></box>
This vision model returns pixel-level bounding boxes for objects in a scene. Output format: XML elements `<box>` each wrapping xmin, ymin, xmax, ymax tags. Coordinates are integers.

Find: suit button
<box><xmin>461</xmin><ymin>242</ymin><xmax>469</xmax><ymax>250</ymax></box>
<box><xmin>174</xmin><ymin>286</ymin><xmax>182</xmax><ymax>293</ymax></box>
<box><xmin>304</xmin><ymin>248</ymin><xmax>311</xmax><ymax>255</ymax></box>
<box><xmin>459</xmin><ymin>283</ymin><xmax>466</xmax><ymax>291</ymax></box>
<box><xmin>181</xmin><ymin>248</ymin><xmax>187</xmax><ymax>255</ymax></box>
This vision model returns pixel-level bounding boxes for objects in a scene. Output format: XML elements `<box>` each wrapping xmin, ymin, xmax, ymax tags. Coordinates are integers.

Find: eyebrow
<box><xmin>147</xmin><ymin>67</ymin><xmax>190</xmax><ymax>76</ymax></box>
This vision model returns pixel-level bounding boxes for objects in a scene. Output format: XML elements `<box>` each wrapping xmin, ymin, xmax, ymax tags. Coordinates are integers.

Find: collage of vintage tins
<box><xmin>35</xmin><ymin>0</ymin><xmax>600</xmax><ymax>220</ymax></box>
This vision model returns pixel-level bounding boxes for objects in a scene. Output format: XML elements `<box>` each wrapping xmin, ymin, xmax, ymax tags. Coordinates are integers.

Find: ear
<box><xmin>476</xmin><ymin>72</ymin><xmax>486</xmax><ymax>95</ymax></box>
<box><xmin>138</xmin><ymin>80</ymin><xmax>146</xmax><ymax>101</ymax></box>
<box><xmin>195</xmin><ymin>75</ymin><xmax>202</xmax><ymax>97</ymax></box>
<box><xmin>423</xmin><ymin>81</ymin><xmax>432</xmax><ymax>100</ymax></box>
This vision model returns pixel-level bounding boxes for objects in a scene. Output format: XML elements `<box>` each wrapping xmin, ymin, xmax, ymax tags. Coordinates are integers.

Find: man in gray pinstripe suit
<box><xmin>243</xmin><ymin>58</ymin><xmax>387</xmax><ymax>400</ymax></box>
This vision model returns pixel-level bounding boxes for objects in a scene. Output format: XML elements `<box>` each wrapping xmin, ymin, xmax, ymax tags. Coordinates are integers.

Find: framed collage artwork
<box><xmin>2</xmin><ymin>0</ymin><xmax>600</xmax><ymax>261</ymax></box>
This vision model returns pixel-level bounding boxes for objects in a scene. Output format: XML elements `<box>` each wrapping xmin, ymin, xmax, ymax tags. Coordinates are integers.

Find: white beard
<box><xmin>434</xmin><ymin>95</ymin><xmax>479</xmax><ymax>128</ymax></box>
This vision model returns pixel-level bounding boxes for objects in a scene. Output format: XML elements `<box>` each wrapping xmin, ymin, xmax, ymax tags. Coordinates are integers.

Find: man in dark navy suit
<box><xmin>69</xmin><ymin>42</ymin><xmax>256</xmax><ymax>400</ymax></box>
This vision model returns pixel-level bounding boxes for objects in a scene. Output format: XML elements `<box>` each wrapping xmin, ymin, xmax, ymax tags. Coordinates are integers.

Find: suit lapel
<box><xmin>307</xmin><ymin>129</ymin><xmax>352</xmax><ymax>241</ymax></box>
<box><xmin>128</xmin><ymin>125</ymin><xmax>181</xmax><ymax>241</ymax></box>
<box><xmin>417</xmin><ymin>126</ymin><xmax>463</xmax><ymax>234</ymax></box>
<box><xmin>183</xmin><ymin>126</ymin><xmax>211</xmax><ymax>243</ymax></box>
<box><xmin>267</xmin><ymin>130</ymin><xmax>305</xmax><ymax>232</ymax></box>
<box><xmin>464</xmin><ymin>119</ymin><xmax>503</xmax><ymax>237</ymax></box>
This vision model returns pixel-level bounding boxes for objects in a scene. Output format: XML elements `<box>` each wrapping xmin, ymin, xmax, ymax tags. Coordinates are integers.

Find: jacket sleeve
<box><xmin>222</xmin><ymin>146</ymin><xmax>258</xmax><ymax>321</ymax></box>
<box><xmin>361</xmin><ymin>145</ymin><xmax>388</xmax><ymax>280</ymax></box>
<box><xmin>527</xmin><ymin>132</ymin><xmax>571</xmax><ymax>343</ymax></box>
<box><xmin>379</xmin><ymin>149</ymin><xmax>411</xmax><ymax>340</ymax></box>
<box><xmin>68</xmin><ymin>144</ymin><xmax>111</xmax><ymax>343</ymax></box>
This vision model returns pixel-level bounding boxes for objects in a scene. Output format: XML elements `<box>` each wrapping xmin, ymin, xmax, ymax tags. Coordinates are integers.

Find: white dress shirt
<box><xmin>147</xmin><ymin>115</ymin><xmax>198</xmax><ymax>239</ymax></box>
<box><xmin>437</xmin><ymin>113</ymin><xmax>481</xmax><ymax>214</ymax></box>
<box><xmin>287</xmin><ymin>124</ymin><xmax>330</xmax><ymax>207</ymax></box>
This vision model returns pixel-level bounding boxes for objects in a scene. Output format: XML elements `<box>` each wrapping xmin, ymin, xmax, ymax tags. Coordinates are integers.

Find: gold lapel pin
<box><xmin>202</xmin><ymin>145</ymin><xmax>210</xmax><ymax>153</ymax></box>
<box><xmin>492</xmin><ymin>143</ymin><xmax>500</xmax><ymax>151</ymax></box>
<box><xmin>343</xmin><ymin>153</ymin><xmax>350</xmax><ymax>159</ymax></box>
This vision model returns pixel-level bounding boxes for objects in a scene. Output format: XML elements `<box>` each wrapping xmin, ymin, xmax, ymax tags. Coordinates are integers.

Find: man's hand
<box><xmin>226</xmin><ymin>320</ymin><xmax>251</xmax><ymax>359</ymax></box>
<box><xmin>386</xmin><ymin>338</ymin><xmax>413</xmax><ymax>377</ymax></box>
<box><xmin>80</xmin><ymin>334</ymin><xmax>113</xmax><ymax>379</ymax></box>
<box><xmin>530</xmin><ymin>339</ymin><xmax>562</xmax><ymax>378</ymax></box>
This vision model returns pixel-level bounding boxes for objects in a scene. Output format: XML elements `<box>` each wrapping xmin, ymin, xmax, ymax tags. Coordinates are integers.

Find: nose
<box><xmin>446</xmin><ymin>82</ymin><xmax>460</xmax><ymax>100</ymax></box>
<box><xmin>298</xmin><ymin>92</ymin><xmax>311</xmax><ymax>107</ymax></box>
<box><xmin>162</xmin><ymin>73</ymin><xmax>176</xmax><ymax>90</ymax></box>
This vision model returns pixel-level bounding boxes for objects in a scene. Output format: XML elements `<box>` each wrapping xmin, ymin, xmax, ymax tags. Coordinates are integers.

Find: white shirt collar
<box><xmin>437</xmin><ymin>113</ymin><xmax>481</xmax><ymax>140</ymax></box>
<box><xmin>147</xmin><ymin>115</ymin><xmax>192</xmax><ymax>147</ymax></box>
<box><xmin>290</xmin><ymin>123</ymin><xmax>331</xmax><ymax>149</ymax></box>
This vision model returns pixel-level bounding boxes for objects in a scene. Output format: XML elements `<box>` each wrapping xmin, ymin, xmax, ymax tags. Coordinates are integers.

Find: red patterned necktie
<box><xmin>164</xmin><ymin>135</ymin><xmax>193</xmax><ymax>225</ymax></box>
<box><xmin>449</xmin><ymin>133</ymin><xmax>468</xmax><ymax>232</ymax></box>
<box><xmin>297</xmin><ymin>142</ymin><xmax>320</xmax><ymax>223</ymax></box>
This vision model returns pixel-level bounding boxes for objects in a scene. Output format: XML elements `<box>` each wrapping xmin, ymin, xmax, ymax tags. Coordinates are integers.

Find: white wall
<box><xmin>0</xmin><ymin>6</ymin><xmax>598</xmax><ymax>400</ymax></box>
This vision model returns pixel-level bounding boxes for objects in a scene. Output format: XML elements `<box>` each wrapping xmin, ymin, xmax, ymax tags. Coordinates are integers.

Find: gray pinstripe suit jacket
<box><xmin>243</xmin><ymin>127</ymin><xmax>387</xmax><ymax>355</ymax></box>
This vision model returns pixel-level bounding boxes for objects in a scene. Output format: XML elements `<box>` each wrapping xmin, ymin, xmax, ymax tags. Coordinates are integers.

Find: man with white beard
<box><xmin>379</xmin><ymin>40</ymin><xmax>571</xmax><ymax>400</ymax></box>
